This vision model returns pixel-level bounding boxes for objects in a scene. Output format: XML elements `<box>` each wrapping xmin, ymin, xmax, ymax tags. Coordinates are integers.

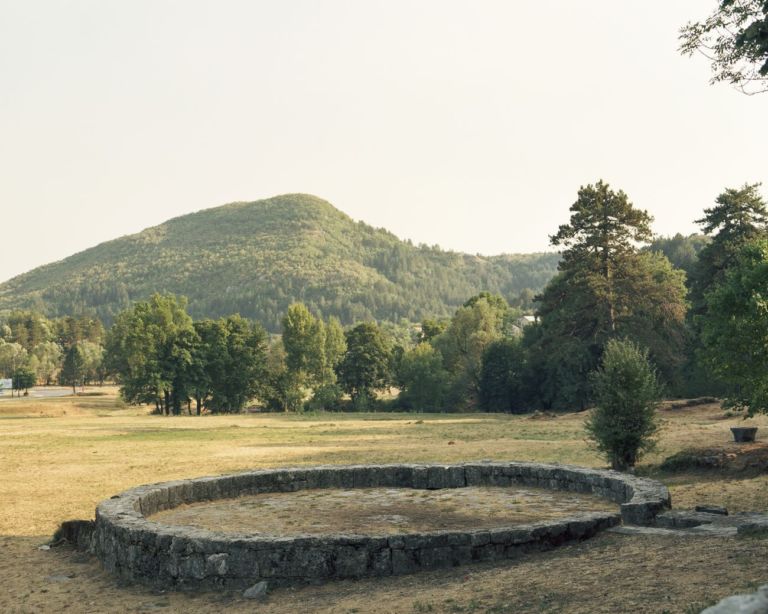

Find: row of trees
<box><xmin>104</xmin><ymin>295</ymin><xmax>268</xmax><ymax>414</ymax></box>
<box><xmin>0</xmin><ymin>312</ymin><xmax>105</xmax><ymax>393</ymax></box>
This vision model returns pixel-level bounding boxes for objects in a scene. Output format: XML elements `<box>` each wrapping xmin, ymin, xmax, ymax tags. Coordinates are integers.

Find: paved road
<box><xmin>0</xmin><ymin>386</ymin><xmax>73</xmax><ymax>400</ymax></box>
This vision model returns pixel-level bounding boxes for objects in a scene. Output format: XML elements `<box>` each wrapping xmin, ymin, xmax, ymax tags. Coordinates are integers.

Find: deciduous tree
<box><xmin>205</xmin><ymin>315</ymin><xmax>268</xmax><ymax>413</ymax></box>
<box><xmin>282</xmin><ymin>303</ymin><xmax>326</xmax><ymax>388</ymax></box>
<box><xmin>337</xmin><ymin>322</ymin><xmax>392</xmax><ymax>409</ymax></box>
<box><xmin>434</xmin><ymin>293</ymin><xmax>509</xmax><ymax>407</ymax></box>
<box><xmin>699</xmin><ymin>239</ymin><xmax>768</xmax><ymax>414</ymax></box>
<box><xmin>31</xmin><ymin>341</ymin><xmax>63</xmax><ymax>385</ymax></box>
<box><xmin>479</xmin><ymin>338</ymin><xmax>529</xmax><ymax>413</ymax></box>
<box><xmin>680</xmin><ymin>1</ymin><xmax>768</xmax><ymax>95</ymax></box>
<box><xmin>0</xmin><ymin>342</ymin><xmax>28</xmax><ymax>379</ymax></box>
<box><xmin>397</xmin><ymin>343</ymin><xmax>450</xmax><ymax>411</ymax></box>
<box><xmin>104</xmin><ymin>294</ymin><xmax>197</xmax><ymax>414</ymax></box>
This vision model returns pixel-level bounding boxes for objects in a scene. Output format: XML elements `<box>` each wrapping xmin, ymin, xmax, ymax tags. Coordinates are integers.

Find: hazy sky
<box><xmin>1</xmin><ymin>1</ymin><xmax>766</xmax><ymax>283</ymax></box>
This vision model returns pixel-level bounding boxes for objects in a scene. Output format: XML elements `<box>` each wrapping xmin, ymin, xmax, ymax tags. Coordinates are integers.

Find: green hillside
<box><xmin>0</xmin><ymin>194</ymin><xmax>559</xmax><ymax>330</ymax></box>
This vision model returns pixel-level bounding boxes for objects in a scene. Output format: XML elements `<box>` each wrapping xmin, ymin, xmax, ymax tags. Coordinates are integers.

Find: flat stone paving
<box><xmin>149</xmin><ymin>485</ymin><xmax>617</xmax><ymax>536</ymax></box>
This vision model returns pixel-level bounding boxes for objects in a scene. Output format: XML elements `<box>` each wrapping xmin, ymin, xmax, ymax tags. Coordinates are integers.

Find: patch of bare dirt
<box><xmin>150</xmin><ymin>486</ymin><xmax>616</xmax><ymax>536</ymax></box>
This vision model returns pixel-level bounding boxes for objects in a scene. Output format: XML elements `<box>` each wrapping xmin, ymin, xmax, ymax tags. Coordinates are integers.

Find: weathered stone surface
<box><xmin>243</xmin><ymin>580</ymin><xmax>268</xmax><ymax>600</ymax></box>
<box><xmin>84</xmin><ymin>461</ymin><xmax>667</xmax><ymax>590</ymax></box>
<box><xmin>695</xmin><ymin>505</ymin><xmax>728</xmax><ymax>516</ymax></box>
<box><xmin>656</xmin><ymin>509</ymin><xmax>768</xmax><ymax>536</ymax></box>
<box><xmin>701</xmin><ymin>584</ymin><xmax>768</xmax><ymax>614</ymax></box>
<box><xmin>53</xmin><ymin>519</ymin><xmax>95</xmax><ymax>550</ymax></box>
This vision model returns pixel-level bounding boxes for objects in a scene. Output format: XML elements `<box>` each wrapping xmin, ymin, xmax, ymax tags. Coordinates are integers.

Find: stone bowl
<box><xmin>731</xmin><ymin>427</ymin><xmax>758</xmax><ymax>443</ymax></box>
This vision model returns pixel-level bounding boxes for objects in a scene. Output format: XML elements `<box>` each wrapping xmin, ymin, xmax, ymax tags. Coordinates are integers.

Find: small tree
<box><xmin>585</xmin><ymin>339</ymin><xmax>661</xmax><ymax>471</ymax></box>
<box><xmin>12</xmin><ymin>366</ymin><xmax>36</xmax><ymax>397</ymax></box>
<box><xmin>61</xmin><ymin>344</ymin><xmax>86</xmax><ymax>393</ymax></box>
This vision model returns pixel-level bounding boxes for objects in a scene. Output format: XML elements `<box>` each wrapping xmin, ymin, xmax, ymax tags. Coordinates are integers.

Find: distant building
<box><xmin>515</xmin><ymin>315</ymin><xmax>537</xmax><ymax>328</ymax></box>
<box><xmin>510</xmin><ymin>314</ymin><xmax>538</xmax><ymax>337</ymax></box>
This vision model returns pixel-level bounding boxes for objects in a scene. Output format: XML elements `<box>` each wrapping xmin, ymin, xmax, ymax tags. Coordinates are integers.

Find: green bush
<box><xmin>585</xmin><ymin>339</ymin><xmax>661</xmax><ymax>471</ymax></box>
<box><xmin>305</xmin><ymin>384</ymin><xmax>344</xmax><ymax>411</ymax></box>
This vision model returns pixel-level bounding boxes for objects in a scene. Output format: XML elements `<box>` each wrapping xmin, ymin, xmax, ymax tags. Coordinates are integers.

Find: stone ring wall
<box><xmin>90</xmin><ymin>462</ymin><xmax>670</xmax><ymax>589</ymax></box>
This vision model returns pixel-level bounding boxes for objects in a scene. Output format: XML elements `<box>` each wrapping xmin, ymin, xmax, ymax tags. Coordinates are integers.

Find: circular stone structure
<box><xmin>89</xmin><ymin>462</ymin><xmax>670</xmax><ymax>589</ymax></box>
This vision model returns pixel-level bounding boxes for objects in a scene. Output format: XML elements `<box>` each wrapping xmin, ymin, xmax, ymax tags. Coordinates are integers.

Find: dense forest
<box><xmin>0</xmin><ymin>194</ymin><xmax>559</xmax><ymax>331</ymax></box>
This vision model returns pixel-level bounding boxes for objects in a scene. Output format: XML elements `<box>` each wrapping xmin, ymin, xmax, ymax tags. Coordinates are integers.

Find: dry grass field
<box><xmin>1</xmin><ymin>388</ymin><xmax>767</xmax><ymax>613</ymax></box>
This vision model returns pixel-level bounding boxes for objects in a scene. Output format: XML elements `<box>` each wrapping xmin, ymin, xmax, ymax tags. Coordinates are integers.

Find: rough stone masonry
<box><xmin>62</xmin><ymin>461</ymin><xmax>671</xmax><ymax>589</ymax></box>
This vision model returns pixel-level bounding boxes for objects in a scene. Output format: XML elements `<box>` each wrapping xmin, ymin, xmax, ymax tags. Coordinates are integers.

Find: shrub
<box><xmin>305</xmin><ymin>384</ymin><xmax>344</xmax><ymax>411</ymax></box>
<box><xmin>397</xmin><ymin>343</ymin><xmax>450</xmax><ymax>412</ymax></box>
<box><xmin>585</xmin><ymin>339</ymin><xmax>661</xmax><ymax>471</ymax></box>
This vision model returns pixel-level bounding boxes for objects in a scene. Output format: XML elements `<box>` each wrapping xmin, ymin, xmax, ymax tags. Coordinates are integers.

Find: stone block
<box><xmin>370</xmin><ymin>548</ymin><xmax>392</xmax><ymax>576</ymax></box>
<box><xmin>392</xmin><ymin>548</ymin><xmax>418</xmax><ymax>575</ymax></box>
<box><xmin>416</xmin><ymin>546</ymin><xmax>453</xmax><ymax>569</ymax></box>
<box><xmin>333</xmin><ymin>546</ymin><xmax>370</xmax><ymax>578</ymax></box>
<box><xmin>205</xmin><ymin>553</ymin><xmax>229</xmax><ymax>576</ymax></box>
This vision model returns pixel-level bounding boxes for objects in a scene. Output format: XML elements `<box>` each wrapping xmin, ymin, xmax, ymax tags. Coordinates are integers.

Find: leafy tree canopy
<box><xmin>479</xmin><ymin>338</ymin><xmax>528</xmax><ymax>413</ymax></box>
<box><xmin>397</xmin><ymin>343</ymin><xmax>450</xmax><ymax>412</ymax></box>
<box><xmin>680</xmin><ymin>0</ymin><xmax>768</xmax><ymax>94</ymax></box>
<box><xmin>690</xmin><ymin>183</ymin><xmax>768</xmax><ymax>310</ymax></box>
<box><xmin>337</xmin><ymin>322</ymin><xmax>393</xmax><ymax>409</ymax></box>
<box><xmin>434</xmin><ymin>293</ymin><xmax>511</xmax><ymax>406</ymax></box>
<box><xmin>648</xmin><ymin>233</ymin><xmax>710</xmax><ymax>281</ymax></box>
<box><xmin>699</xmin><ymin>239</ymin><xmax>768</xmax><ymax>414</ymax></box>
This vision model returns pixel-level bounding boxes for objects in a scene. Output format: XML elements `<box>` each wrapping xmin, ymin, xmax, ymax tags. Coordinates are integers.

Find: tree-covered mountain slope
<box><xmin>0</xmin><ymin>194</ymin><xmax>559</xmax><ymax>330</ymax></box>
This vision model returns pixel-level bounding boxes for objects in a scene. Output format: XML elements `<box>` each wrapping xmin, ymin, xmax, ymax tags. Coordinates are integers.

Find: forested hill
<box><xmin>0</xmin><ymin>194</ymin><xmax>559</xmax><ymax>330</ymax></box>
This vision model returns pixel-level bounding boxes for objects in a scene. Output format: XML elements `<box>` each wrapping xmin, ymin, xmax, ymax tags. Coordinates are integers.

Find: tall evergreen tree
<box><xmin>61</xmin><ymin>344</ymin><xmax>86</xmax><ymax>393</ymax></box>
<box><xmin>550</xmin><ymin>180</ymin><xmax>654</xmax><ymax>334</ymax></box>
<box><xmin>685</xmin><ymin>184</ymin><xmax>768</xmax><ymax>396</ymax></box>
<box><xmin>531</xmin><ymin>181</ymin><xmax>687</xmax><ymax>409</ymax></box>
<box><xmin>690</xmin><ymin>183</ymin><xmax>768</xmax><ymax>313</ymax></box>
